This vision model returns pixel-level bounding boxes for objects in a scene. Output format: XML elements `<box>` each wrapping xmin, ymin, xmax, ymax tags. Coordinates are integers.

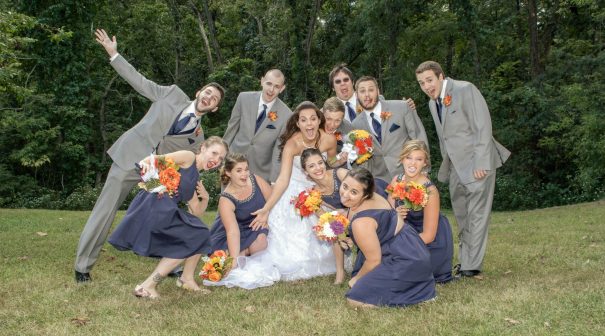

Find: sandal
<box><xmin>133</xmin><ymin>285</ymin><xmax>159</xmax><ymax>299</ymax></box>
<box><xmin>176</xmin><ymin>278</ymin><xmax>211</xmax><ymax>294</ymax></box>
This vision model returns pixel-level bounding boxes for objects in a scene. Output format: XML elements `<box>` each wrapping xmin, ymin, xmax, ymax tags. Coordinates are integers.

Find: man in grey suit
<box><xmin>351</xmin><ymin>76</ymin><xmax>428</xmax><ymax>182</ymax></box>
<box><xmin>415</xmin><ymin>61</ymin><xmax>510</xmax><ymax>278</ymax></box>
<box><xmin>74</xmin><ymin>29</ymin><xmax>226</xmax><ymax>282</ymax></box>
<box><xmin>223</xmin><ymin>70</ymin><xmax>292</xmax><ymax>182</ymax></box>
<box><xmin>321</xmin><ymin>96</ymin><xmax>352</xmax><ymax>168</ymax></box>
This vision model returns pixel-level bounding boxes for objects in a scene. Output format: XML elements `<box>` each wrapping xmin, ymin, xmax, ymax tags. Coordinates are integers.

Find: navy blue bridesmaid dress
<box><xmin>346</xmin><ymin>209</ymin><xmax>436</xmax><ymax>307</ymax></box>
<box><xmin>109</xmin><ymin>164</ymin><xmax>211</xmax><ymax>259</ymax></box>
<box><xmin>394</xmin><ymin>175</ymin><xmax>454</xmax><ymax>283</ymax></box>
<box><xmin>210</xmin><ymin>175</ymin><xmax>269</xmax><ymax>252</ymax></box>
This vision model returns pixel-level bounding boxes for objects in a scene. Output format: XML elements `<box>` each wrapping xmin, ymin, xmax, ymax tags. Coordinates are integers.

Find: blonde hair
<box><xmin>201</xmin><ymin>136</ymin><xmax>229</xmax><ymax>153</ymax></box>
<box><xmin>399</xmin><ymin>140</ymin><xmax>431</xmax><ymax>172</ymax></box>
<box><xmin>322</xmin><ymin>96</ymin><xmax>345</xmax><ymax>114</ymax></box>
<box><xmin>219</xmin><ymin>153</ymin><xmax>248</xmax><ymax>186</ymax></box>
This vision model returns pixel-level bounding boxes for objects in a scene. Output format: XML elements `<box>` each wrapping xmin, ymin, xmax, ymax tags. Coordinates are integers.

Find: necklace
<box><xmin>301</xmin><ymin>133</ymin><xmax>319</xmax><ymax>149</ymax></box>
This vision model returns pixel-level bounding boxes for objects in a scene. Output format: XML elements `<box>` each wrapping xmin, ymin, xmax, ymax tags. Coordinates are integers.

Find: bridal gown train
<box><xmin>205</xmin><ymin>155</ymin><xmax>336</xmax><ymax>289</ymax></box>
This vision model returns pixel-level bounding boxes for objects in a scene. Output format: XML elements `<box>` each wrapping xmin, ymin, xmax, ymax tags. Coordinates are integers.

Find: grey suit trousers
<box><xmin>448</xmin><ymin>169</ymin><xmax>496</xmax><ymax>271</ymax></box>
<box><xmin>74</xmin><ymin>163</ymin><xmax>140</xmax><ymax>273</ymax></box>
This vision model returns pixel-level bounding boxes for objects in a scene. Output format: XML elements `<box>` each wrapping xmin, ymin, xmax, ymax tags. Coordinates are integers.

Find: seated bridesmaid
<box><xmin>387</xmin><ymin>140</ymin><xmax>454</xmax><ymax>283</ymax></box>
<box><xmin>109</xmin><ymin>136</ymin><xmax>228</xmax><ymax>299</ymax></box>
<box><xmin>340</xmin><ymin>167</ymin><xmax>436</xmax><ymax>308</ymax></box>
<box><xmin>210</xmin><ymin>153</ymin><xmax>271</xmax><ymax>261</ymax></box>
<box><xmin>300</xmin><ymin>148</ymin><xmax>391</xmax><ymax>284</ymax></box>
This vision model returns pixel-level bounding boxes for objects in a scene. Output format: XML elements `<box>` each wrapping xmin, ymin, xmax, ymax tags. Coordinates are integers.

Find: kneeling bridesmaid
<box><xmin>340</xmin><ymin>167</ymin><xmax>436</xmax><ymax>307</ymax></box>
<box><xmin>210</xmin><ymin>153</ymin><xmax>271</xmax><ymax>260</ymax></box>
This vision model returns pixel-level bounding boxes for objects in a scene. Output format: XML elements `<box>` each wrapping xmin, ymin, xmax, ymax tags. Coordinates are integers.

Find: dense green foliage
<box><xmin>1</xmin><ymin>0</ymin><xmax>603</xmax><ymax>210</ymax></box>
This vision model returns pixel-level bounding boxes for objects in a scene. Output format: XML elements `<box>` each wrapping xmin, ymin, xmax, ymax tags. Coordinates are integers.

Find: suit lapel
<box><xmin>250</xmin><ymin>92</ymin><xmax>262</xmax><ymax>138</ymax></box>
<box><xmin>378</xmin><ymin>100</ymin><xmax>391</xmax><ymax>144</ymax></box>
<box><xmin>441</xmin><ymin>79</ymin><xmax>454</xmax><ymax>128</ymax></box>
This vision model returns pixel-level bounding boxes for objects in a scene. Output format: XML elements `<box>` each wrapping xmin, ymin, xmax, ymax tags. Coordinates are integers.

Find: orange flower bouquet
<box><xmin>291</xmin><ymin>188</ymin><xmax>322</xmax><ymax>218</ymax></box>
<box><xmin>138</xmin><ymin>155</ymin><xmax>181</xmax><ymax>197</ymax></box>
<box><xmin>199</xmin><ymin>250</ymin><xmax>234</xmax><ymax>282</ymax></box>
<box><xmin>341</xmin><ymin>129</ymin><xmax>374</xmax><ymax>165</ymax></box>
<box><xmin>386</xmin><ymin>180</ymin><xmax>429</xmax><ymax>211</ymax></box>
<box><xmin>313</xmin><ymin>211</ymin><xmax>350</xmax><ymax>242</ymax></box>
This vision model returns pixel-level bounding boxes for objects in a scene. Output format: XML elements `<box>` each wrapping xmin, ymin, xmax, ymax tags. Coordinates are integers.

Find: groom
<box><xmin>415</xmin><ymin>61</ymin><xmax>510</xmax><ymax>278</ymax></box>
<box><xmin>222</xmin><ymin>69</ymin><xmax>292</xmax><ymax>182</ymax></box>
<box><xmin>351</xmin><ymin>76</ymin><xmax>428</xmax><ymax>182</ymax></box>
<box><xmin>74</xmin><ymin>29</ymin><xmax>225</xmax><ymax>283</ymax></box>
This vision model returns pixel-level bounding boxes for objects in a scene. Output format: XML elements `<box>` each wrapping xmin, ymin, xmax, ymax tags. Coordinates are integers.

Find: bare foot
<box><xmin>133</xmin><ymin>284</ymin><xmax>159</xmax><ymax>299</ymax></box>
<box><xmin>177</xmin><ymin>278</ymin><xmax>202</xmax><ymax>291</ymax></box>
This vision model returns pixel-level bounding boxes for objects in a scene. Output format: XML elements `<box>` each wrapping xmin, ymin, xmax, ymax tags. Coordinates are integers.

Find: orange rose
<box><xmin>213</xmin><ymin>250</ymin><xmax>227</xmax><ymax>258</ymax></box>
<box><xmin>159</xmin><ymin>167</ymin><xmax>180</xmax><ymax>192</ymax></box>
<box><xmin>208</xmin><ymin>271</ymin><xmax>221</xmax><ymax>282</ymax></box>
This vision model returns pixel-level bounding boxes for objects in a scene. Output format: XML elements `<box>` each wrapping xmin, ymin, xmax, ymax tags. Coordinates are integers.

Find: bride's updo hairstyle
<box><xmin>344</xmin><ymin>167</ymin><xmax>375</xmax><ymax>200</ymax></box>
<box><xmin>219</xmin><ymin>153</ymin><xmax>247</xmax><ymax>186</ymax></box>
<box><xmin>300</xmin><ymin>148</ymin><xmax>326</xmax><ymax>171</ymax></box>
<box><xmin>278</xmin><ymin>101</ymin><xmax>326</xmax><ymax>160</ymax></box>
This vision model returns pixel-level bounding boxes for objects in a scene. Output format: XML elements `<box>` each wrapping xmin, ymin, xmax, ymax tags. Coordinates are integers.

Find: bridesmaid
<box><xmin>109</xmin><ymin>136</ymin><xmax>228</xmax><ymax>299</ymax></box>
<box><xmin>387</xmin><ymin>140</ymin><xmax>454</xmax><ymax>283</ymax></box>
<box><xmin>340</xmin><ymin>167</ymin><xmax>436</xmax><ymax>307</ymax></box>
<box><xmin>210</xmin><ymin>153</ymin><xmax>272</xmax><ymax>260</ymax></box>
<box><xmin>300</xmin><ymin>148</ymin><xmax>388</xmax><ymax>284</ymax></box>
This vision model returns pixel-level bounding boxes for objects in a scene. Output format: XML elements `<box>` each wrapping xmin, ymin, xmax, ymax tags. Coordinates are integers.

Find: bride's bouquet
<box><xmin>313</xmin><ymin>211</ymin><xmax>350</xmax><ymax>242</ymax></box>
<box><xmin>291</xmin><ymin>188</ymin><xmax>322</xmax><ymax>218</ymax></box>
<box><xmin>137</xmin><ymin>154</ymin><xmax>181</xmax><ymax>197</ymax></box>
<box><xmin>199</xmin><ymin>250</ymin><xmax>234</xmax><ymax>282</ymax></box>
<box><xmin>386</xmin><ymin>180</ymin><xmax>429</xmax><ymax>211</ymax></box>
<box><xmin>340</xmin><ymin>129</ymin><xmax>373</xmax><ymax>165</ymax></box>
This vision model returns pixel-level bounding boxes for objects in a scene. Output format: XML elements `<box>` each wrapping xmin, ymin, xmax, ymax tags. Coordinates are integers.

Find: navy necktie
<box><xmin>346</xmin><ymin>102</ymin><xmax>356</xmax><ymax>121</ymax></box>
<box><xmin>255</xmin><ymin>104</ymin><xmax>267</xmax><ymax>133</ymax></box>
<box><xmin>370</xmin><ymin>112</ymin><xmax>382</xmax><ymax>144</ymax></box>
<box><xmin>436</xmin><ymin>98</ymin><xmax>443</xmax><ymax>123</ymax></box>
<box><xmin>171</xmin><ymin>112</ymin><xmax>196</xmax><ymax>135</ymax></box>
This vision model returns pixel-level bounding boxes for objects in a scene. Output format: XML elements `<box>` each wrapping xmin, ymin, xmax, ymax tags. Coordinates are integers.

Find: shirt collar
<box><xmin>439</xmin><ymin>79</ymin><xmax>448</xmax><ymax>100</ymax></box>
<box><xmin>259</xmin><ymin>97</ymin><xmax>276</xmax><ymax>113</ymax></box>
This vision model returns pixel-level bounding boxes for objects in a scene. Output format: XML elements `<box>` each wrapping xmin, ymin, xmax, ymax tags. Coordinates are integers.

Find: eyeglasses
<box><xmin>334</xmin><ymin>77</ymin><xmax>351</xmax><ymax>85</ymax></box>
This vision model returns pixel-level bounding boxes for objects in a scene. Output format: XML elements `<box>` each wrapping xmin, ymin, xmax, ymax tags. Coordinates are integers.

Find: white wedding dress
<box><xmin>205</xmin><ymin>155</ymin><xmax>336</xmax><ymax>289</ymax></box>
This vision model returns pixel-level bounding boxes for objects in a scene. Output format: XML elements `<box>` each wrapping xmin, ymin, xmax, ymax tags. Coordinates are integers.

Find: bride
<box><xmin>208</xmin><ymin>101</ymin><xmax>337</xmax><ymax>289</ymax></box>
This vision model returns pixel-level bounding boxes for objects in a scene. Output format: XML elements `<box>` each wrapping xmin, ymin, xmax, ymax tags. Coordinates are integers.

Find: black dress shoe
<box><xmin>460</xmin><ymin>270</ymin><xmax>481</xmax><ymax>277</ymax></box>
<box><xmin>75</xmin><ymin>271</ymin><xmax>91</xmax><ymax>283</ymax></box>
<box><xmin>453</xmin><ymin>263</ymin><xmax>462</xmax><ymax>275</ymax></box>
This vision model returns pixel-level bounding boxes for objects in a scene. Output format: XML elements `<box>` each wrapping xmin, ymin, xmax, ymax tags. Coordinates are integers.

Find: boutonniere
<box><xmin>443</xmin><ymin>95</ymin><xmax>452</xmax><ymax>107</ymax></box>
<box><xmin>334</xmin><ymin>131</ymin><xmax>342</xmax><ymax>141</ymax></box>
<box><xmin>195</xmin><ymin>127</ymin><xmax>202</xmax><ymax>137</ymax></box>
<box><xmin>380</xmin><ymin>111</ymin><xmax>392</xmax><ymax>121</ymax></box>
<box><xmin>268</xmin><ymin>111</ymin><xmax>278</xmax><ymax>122</ymax></box>
<box><xmin>356</xmin><ymin>105</ymin><xmax>363</xmax><ymax>113</ymax></box>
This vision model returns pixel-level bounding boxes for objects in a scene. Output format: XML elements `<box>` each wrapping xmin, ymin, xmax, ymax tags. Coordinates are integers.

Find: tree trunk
<box><xmin>96</xmin><ymin>74</ymin><xmax>118</xmax><ymax>187</ymax></box>
<box><xmin>200</xmin><ymin>0</ymin><xmax>223</xmax><ymax>65</ymax></box>
<box><xmin>303</xmin><ymin>0</ymin><xmax>323</xmax><ymax>93</ymax></box>
<box><xmin>189</xmin><ymin>1</ymin><xmax>214</xmax><ymax>72</ymax></box>
<box><xmin>528</xmin><ymin>0</ymin><xmax>541</xmax><ymax>78</ymax></box>
<box><xmin>166</xmin><ymin>0</ymin><xmax>182</xmax><ymax>83</ymax></box>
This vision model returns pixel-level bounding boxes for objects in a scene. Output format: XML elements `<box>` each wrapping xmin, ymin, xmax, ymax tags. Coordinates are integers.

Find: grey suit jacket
<box><xmin>107</xmin><ymin>55</ymin><xmax>204</xmax><ymax>170</ymax></box>
<box><xmin>223</xmin><ymin>92</ymin><xmax>292</xmax><ymax>182</ymax></box>
<box><xmin>351</xmin><ymin>99</ymin><xmax>428</xmax><ymax>181</ymax></box>
<box><xmin>430</xmin><ymin>78</ymin><xmax>510</xmax><ymax>185</ymax></box>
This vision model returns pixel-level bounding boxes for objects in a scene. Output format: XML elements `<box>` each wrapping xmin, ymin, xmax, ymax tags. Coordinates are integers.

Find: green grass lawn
<box><xmin>1</xmin><ymin>201</ymin><xmax>604</xmax><ymax>335</ymax></box>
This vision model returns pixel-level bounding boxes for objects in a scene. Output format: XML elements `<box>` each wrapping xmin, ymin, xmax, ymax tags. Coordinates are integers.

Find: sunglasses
<box><xmin>334</xmin><ymin>77</ymin><xmax>351</xmax><ymax>85</ymax></box>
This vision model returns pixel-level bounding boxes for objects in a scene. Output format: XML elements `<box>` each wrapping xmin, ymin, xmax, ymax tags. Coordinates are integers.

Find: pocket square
<box><xmin>266</xmin><ymin>124</ymin><xmax>276</xmax><ymax>129</ymax></box>
<box><xmin>389</xmin><ymin>124</ymin><xmax>401</xmax><ymax>132</ymax></box>
<box><xmin>187</xmin><ymin>138</ymin><xmax>195</xmax><ymax>144</ymax></box>
<box><xmin>450</xmin><ymin>110</ymin><xmax>456</xmax><ymax>114</ymax></box>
